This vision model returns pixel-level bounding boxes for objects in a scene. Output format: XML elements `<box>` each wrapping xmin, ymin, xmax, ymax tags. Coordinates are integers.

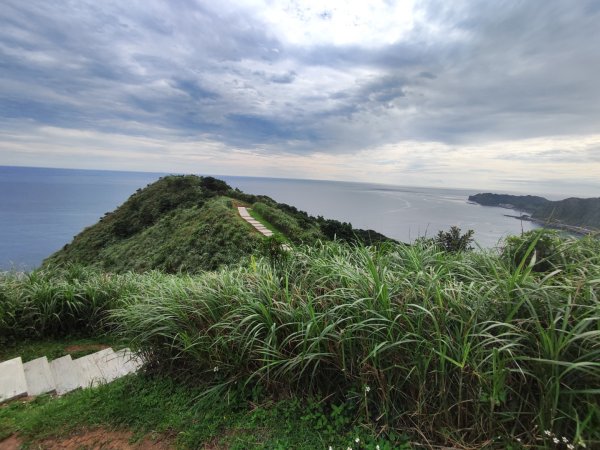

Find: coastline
<box><xmin>501</xmin><ymin>212</ymin><xmax>596</xmax><ymax>236</ymax></box>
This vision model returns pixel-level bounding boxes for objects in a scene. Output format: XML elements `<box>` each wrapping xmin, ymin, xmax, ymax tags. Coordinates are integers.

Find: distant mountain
<box><xmin>469</xmin><ymin>193</ymin><xmax>600</xmax><ymax>232</ymax></box>
<box><xmin>45</xmin><ymin>175</ymin><xmax>392</xmax><ymax>273</ymax></box>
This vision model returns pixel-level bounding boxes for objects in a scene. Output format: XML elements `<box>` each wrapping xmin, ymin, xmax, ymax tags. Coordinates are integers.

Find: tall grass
<box><xmin>2</xmin><ymin>234</ymin><xmax>599</xmax><ymax>447</ymax></box>
<box><xmin>109</xmin><ymin>235</ymin><xmax>600</xmax><ymax>447</ymax></box>
<box><xmin>0</xmin><ymin>265</ymin><xmax>145</xmax><ymax>340</ymax></box>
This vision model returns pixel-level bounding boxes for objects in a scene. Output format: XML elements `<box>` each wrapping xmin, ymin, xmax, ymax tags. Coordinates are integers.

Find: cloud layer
<box><xmin>1</xmin><ymin>0</ymin><xmax>599</xmax><ymax>195</ymax></box>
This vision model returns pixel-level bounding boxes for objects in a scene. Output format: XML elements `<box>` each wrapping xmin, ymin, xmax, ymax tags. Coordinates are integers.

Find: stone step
<box><xmin>23</xmin><ymin>356</ymin><xmax>56</xmax><ymax>396</ymax></box>
<box><xmin>1</xmin><ymin>347</ymin><xmax>146</xmax><ymax>404</ymax></box>
<box><xmin>112</xmin><ymin>348</ymin><xmax>144</xmax><ymax>376</ymax></box>
<box><xmin>0</xmin><ymin>357</ymin><xmax>28</xmax><ymax>403</ymax></box>
<box><xmin>50</xmin><ymin>355</ymin><xmax>80</xmax><ymax>395</ymax></box>
<box><xmin>237</xmin><ymin>206</ymin><xmax>277</xmax><ymax>238</ymax></box>
<box><xmin>74</xmin><ymin>348</ymin><xmax>117</xmax><ymax>388</ymax></box>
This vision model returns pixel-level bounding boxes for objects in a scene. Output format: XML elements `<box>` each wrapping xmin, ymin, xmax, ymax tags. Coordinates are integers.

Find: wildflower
<box><xmin>376</xmin><ymin>446</ymin><xmax>380</xmax><ymax>450</ymax></box>
<box><xmin>544</xmin><ymin>430</ymin><xmax>552</xmax><ymax>436</ymax></box>
<box><xmin>553</xmin><ymin>437</ymin><xmax>559</xmax><ymax>444</ymax></box>
<box><xmin>213</xmin><ymin>366</ymin><xmax>219</xmax><ymax>372</ymax></box>
<box><xmin>365</xmin><ymin>386</ymin><xmax>371</xmax><ymax>393</ymax></box>
<box><xmin>567</xmin><ymin>445</ymin><xmax>575</xmax><ymax>450</ymax></box>
<box><xmin>346</xmin><ymin>447</ymin><xmax>352</xmax><ymax>450</ymax></box>
<box><xmin>329</xmin><ymin>447</ymin><xmax>333</xmax><ymax>450</ymax></box>
<box><xmin>562</xmin><ymin>437</ymin><xmax>569</xmax><ymax>443</ymax></box>
<box><xmin>516</xmin><ymin>438</ymin><xmax>521</xmax><ymax>442</ymax></box>
<box><xmin>355</xmin><ymin>437</ymin><xmax>360</xmax><ymax>443</ymax></box>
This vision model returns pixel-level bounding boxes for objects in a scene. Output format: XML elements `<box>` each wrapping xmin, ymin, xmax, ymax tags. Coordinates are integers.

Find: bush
<box><xmin>503</xmin><ymin>229</ymin><xmax>565</xmax><ymax>272</ymax></box>
<box><xmin>434</xmin><ymin>226</ymin><xmax>474</xmax><ymax>252</ymax></box>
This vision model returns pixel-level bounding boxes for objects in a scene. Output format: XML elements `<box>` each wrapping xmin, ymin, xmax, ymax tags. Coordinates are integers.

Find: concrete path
<box><xmin>0</xmin><ymin>348</ymin><xmax>143</xmax><ymax>403</ymax></box>
<box><xmin>24</xmin><ymin>356</ymin><xmax>56</xmax><ymax>396</ymax></box>
<box><xmin>238</xmin><ymin>206</ymin><xmax>274</xmax><ymax>237</ymax></box>
<box><xmin>0</xmin><ymin>357</ymin><xmax>28</xmax><ymax>402</ymax></box>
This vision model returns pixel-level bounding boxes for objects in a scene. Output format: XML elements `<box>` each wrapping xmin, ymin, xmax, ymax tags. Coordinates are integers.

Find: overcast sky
<box><xmin>1</xmin><ymin>0</ymin><xmax>599</xmax><ymax>196</ymax></box>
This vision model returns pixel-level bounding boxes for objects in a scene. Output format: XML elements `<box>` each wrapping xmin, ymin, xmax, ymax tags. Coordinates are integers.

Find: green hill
<box><xmin>468</xmin><ymin>192</ymin><xmax>600</xmax><ymax>232</ymax></box>
<box><xmin>45</xmin><ymin>175</ymin><xmax>392</xmax><ymax>273</ymax></box>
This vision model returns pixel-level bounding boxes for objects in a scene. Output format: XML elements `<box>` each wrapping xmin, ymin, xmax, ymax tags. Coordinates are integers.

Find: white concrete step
<box><xmin>0</xmin><ymin>357</ymin><xmax>28</xmax><ymax>402</ymax></box>
<box><xmin>1</xmin><ymin>347</ymin><xmax>145</xmax><ymax>403</ymax></box>
<box><xmin>50</xmin><ymin>355</ymin><xmax>81</xmax><ymax>395</ymax></box>
<box><xmin>112</xmin><ymin>348</ymin><xmax>144</xmax><ymax>376</ymax></box>
<box><xmin>74</xmin><ymin>348</ymin><xmax>118</xmax><ymax>388</ymax></box>
<box><xmin>23</xmin><ymin>356</ymin><xmax>56</xmax><ymax>396</ymax></box>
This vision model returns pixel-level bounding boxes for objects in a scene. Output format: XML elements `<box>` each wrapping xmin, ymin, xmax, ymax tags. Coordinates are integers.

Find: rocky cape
<box><xmin>468</xmin><ymin>193</ymin><xmax>600</xmax><ymax>235</ymax></box>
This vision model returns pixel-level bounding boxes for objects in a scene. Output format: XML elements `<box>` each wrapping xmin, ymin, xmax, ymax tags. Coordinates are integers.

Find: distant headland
<box><xmin>468</xmin><ymin>193</ymin><xmax>600</xmax><ymax>235</ymax></box>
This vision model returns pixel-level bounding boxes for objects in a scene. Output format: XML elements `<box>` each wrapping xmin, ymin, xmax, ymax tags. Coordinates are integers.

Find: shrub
<box><xmin>434</xmin><ymin>226</ymin><xmax>475</xmax><ymax>252</ymax></box>
<box><xmin>503</xmin><ymin>228</ymin><xmax>565</xmax><ymax>272</ymax></box>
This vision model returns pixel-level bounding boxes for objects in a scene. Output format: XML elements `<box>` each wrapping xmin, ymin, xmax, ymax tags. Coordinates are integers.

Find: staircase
<box><xmin>0</xmin><ymin>348</ymin><xmax>143</xmax><ymax>403</ymax></box>
<box><xmin>238</xmin><ymin>206</ymin><xmax>274</xmax><ymax>237</ymax></box>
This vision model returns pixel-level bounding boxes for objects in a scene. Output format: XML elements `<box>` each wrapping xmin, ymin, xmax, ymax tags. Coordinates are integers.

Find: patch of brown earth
<box><xmin>36</xmin><ymin>428</ymin><xmax>173</xmax><ymax>450</ymax></box>
<box><xmin>64</xmin><ymin>344</ymin><xmax>110</xmax><ymax>353</ymax></box>
<box><xmin>0</xmin><ymin>434</ymin><xmax>22</xmax><ymax>450</ymax></box>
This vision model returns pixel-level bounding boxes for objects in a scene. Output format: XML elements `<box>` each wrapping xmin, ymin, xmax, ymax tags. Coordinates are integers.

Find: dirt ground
<box><xmin>0</xmin><ymin>428</ymin><xmax>173</xmax><ymax>450</ymax></box>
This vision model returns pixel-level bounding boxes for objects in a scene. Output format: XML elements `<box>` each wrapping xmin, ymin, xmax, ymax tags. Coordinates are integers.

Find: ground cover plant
<box><xmin>0</xmin><ymin>373</ymin><xmax>405</xmax><ymax>449</ymax></box>
<box><xmin>1</xmin><ymin>230</ymin><xmax>598</xmax><ymax>448</ymax></box>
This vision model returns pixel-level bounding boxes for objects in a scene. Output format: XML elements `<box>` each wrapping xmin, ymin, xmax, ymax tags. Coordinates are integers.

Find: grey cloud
<box><xmin>252</xmin><ymin>70</ymin><xmax>297</xmax><ymax>84</ymax></box>
<box><xmin>1</xmin><ymin>0</ymin><xmax>599</xmax><ymax>156</ymax></box>
<box><xmin>269</xmin><ymin>71</ymin><xmax>297</xmax><ymax>84</ymax></box>
<box><xmin>171</xmin><ymin>79</ymin><xmax>220</xmax><ymax>100</ymax></box>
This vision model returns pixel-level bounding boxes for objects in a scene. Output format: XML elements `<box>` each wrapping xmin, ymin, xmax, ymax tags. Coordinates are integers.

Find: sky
<box><xmin>0</xmin><ymin>0</ymin><xmax>599</xmax><ymax>196</ymax></box>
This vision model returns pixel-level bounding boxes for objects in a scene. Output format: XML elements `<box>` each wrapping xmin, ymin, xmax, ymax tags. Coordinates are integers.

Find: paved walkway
<box><xmin>1</xmin><ymin>348</ymin><xmax>143</xmax><ymax>403</ymax></box>
<box><xmin>238</xmin><ymin>206</ymin><xmax>273</xmax><ymax>237</ymax></box>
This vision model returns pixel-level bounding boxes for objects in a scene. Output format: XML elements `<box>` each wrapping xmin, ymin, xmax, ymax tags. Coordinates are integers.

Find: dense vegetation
<box><xmin>45</xmin><ymin>175</ymin><xmax>392</xmax><ymax>273</ymax></box>
<box><xmin>469</xmin><ymin>192</ymin><xmax>600</xmax><ymax>230</ymax></box>
<box><xmin>2</xmin><ymin>231</ymin><xmax>598</xmax><ymax>448</ymax></box>
<box><xmin>1</xmin><ymin>373</ymin><xmax>405</xmax><ymax>449</ymax></box>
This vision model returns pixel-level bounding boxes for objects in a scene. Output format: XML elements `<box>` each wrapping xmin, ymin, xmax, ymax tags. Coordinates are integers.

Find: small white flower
<box><xmin>567</xmin><ymin>445</ymin><xmax>575</xmax><ymax>450</ymax></box>
<box><xmin>346</xmin><ymin>447</ymin><xmax>352</xmax><ymax>450</ymax></box>
<box><xmin>516</xmin><ymin>438</ymin><xmax>521</xmax><ymax>442</ymax></box>
<box><xmin>328</xmin><ymin>447</ymin><xmax>333</xmax><ymax>450</ymax></box>
<box><xmin>213</xmin><ymin>366</ymin><xmax>219</xmax><ymax>372</ymax></box>
<box><xmin>365</xmin><ymin>386</ymin><xmax>370</xmax><ymax>393</ymax></box>
<box><xmin>376</xmin><ymin>446</ymin><xmax>380</xmax><ymax>450</ymax></box>
<box><xmin>355</xmin><ymin>437</ymin><xmax>360</xmax><ymax>443</ymax></box>
<box><xmin>544</xmin><ymin>430</ymin><xmax>552</xmax><ymax>436</ymax></box>
<box><xmin>562</xmin><ymin>437</ymin><xmax>569</xmax><ymax>443</ymax></box>
<box><xmin>553</xmin><ymin>437</ymin><xmax>559</xmax><ymax>444</ymax></box>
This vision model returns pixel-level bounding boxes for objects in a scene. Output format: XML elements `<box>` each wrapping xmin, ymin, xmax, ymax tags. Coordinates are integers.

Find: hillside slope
<box><xmin>469</xmin><ymin>193</ymin><xmax>600</xmax><ymax>231</ymax></box>
<box><xmin>45</xmin><ymin>175</ymin><xmax>393</xmax><ymax>273</ymax></box>
<box><xmin>45</xmin><ymin>176</ymin><xmax>262</xmax><ymax>272</ymax></box>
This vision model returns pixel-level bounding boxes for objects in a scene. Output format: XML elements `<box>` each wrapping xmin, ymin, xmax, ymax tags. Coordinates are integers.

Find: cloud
<box><xmin>0</xmin><ymin>0</ymin><xmax>599</xmax><ymax>194</ymax></box>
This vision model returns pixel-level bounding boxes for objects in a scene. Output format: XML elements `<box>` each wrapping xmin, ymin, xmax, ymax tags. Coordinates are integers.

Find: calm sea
<box><xmin>0</xmin><ymin>166</ymin><xmax>536</xmax><ymax>270</ymax></box>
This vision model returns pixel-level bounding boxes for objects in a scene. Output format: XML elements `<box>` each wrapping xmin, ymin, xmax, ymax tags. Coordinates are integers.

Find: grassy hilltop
<box><xmin>45</xmin><ymin>174</ymin><xmax>390</xmax><ymax>273</ymax></box>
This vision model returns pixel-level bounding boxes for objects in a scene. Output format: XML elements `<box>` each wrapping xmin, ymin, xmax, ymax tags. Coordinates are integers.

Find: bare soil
<box><xmin>0</xmin><ymin>435</ymin><xmax>21</xmax><ymax>450</ymax></box>
<box><xmin>0</xmin><ymin>428</ymin><xmax>173</xmax><ymax>450</ymax></box>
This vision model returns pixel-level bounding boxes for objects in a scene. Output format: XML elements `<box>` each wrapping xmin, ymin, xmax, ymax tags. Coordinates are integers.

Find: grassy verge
<box><xmin>247</xmin><ymin>206</ymin><xmax>290</xmax><ymax>242</ymax></box>
<box><xmin>0</xmin><ymin>374</ymin><xmax>408</xmax><ymax>449</ymax></box>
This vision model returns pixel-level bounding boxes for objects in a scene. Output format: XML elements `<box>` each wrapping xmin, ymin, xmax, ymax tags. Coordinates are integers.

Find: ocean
<box><xmin>0</xmin><ymin>166</ymin><xmax>536</xmax><ymax>270</ymax></box>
